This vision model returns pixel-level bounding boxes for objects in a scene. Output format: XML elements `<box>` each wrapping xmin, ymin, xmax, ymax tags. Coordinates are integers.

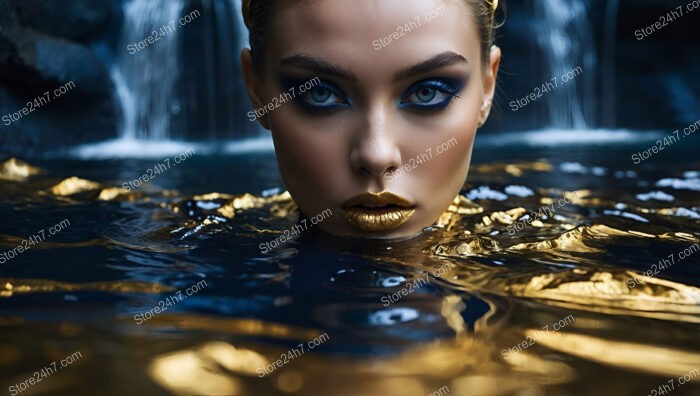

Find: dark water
<box><xmin>1</xmin><ymin>131</ymin><xmax>699</xmax><ymax>396</ymax></box>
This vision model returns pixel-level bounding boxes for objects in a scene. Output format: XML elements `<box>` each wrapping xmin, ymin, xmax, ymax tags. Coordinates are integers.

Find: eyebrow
<box><xmin>279</xmin><ymin>55</ymin><xmax>356</xmax><ymax>81</ymax></box>
<box><xmin>278</xmin><ymin>51</ymin><xmax>468</xmax><ymax>82</ymax></box>
<box><xmin>393</xmin><ymin>51</ymin><xmax>469</xmax><ymax>81</ymax></box>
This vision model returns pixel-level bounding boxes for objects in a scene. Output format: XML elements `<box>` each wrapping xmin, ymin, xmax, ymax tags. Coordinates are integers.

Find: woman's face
<box><xmin>243</xmin><ymin>0</ymin><xmax>500</xmax><ymax>238</ymax></box>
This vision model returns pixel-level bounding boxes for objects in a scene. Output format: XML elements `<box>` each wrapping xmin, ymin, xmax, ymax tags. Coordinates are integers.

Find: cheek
<box><xmin>410</xmin><ymin>109</ymin><xmax>478</xmax><ymax>187</ymax></box>
<box><xmin>404</xmin><ymin>109</ymin><xmax>478</xmax><ymax>221</ymax></box>
<box><xmin>268</xmin><ymin>111</ymin><xmax>349</xmax><ymax>197</ymax></box>
<box><xmin>417</xmin><ymin>131</ymin><xmax>475</xmax><ymax>191</ymax></box>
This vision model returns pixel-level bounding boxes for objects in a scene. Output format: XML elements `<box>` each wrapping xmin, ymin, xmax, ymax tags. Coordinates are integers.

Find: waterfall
<box><xmin>113</xmin><ymin>0</ymin><xmax>185</xmax><ymax>140</ymax></box>
<box><xmin>112</xmin><ymin>0</ymin><xmax>252</xmax><ymax>141</ymax></box>
<box><xmin>179</xmin><ymin>0</ymin><xmax>254</xmax><ymax>139</ymax></box>
<box><xmin>602</xmin><ymin>0</ymin><xmax>620</xmax><ymax>128</ymax></box>
<box><xmin>535</xmin><ymin>0</ymin><xmax>597</xmax><ymax>129</ymax></box>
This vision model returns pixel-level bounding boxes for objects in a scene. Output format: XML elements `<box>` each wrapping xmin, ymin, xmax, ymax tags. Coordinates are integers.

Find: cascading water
<box><xmin>74</xmin><ymin>0</ymin><xmax>268</xmax><ymax>158</ymax></box>
<box><xmin>113</xmin><ymin>0</ymin><xmax>185</xmax><ymax>140</ymax></box>
<box><xmin>111</xmin><ymin>0</ymin><xmax>252</xmax><ymax>142</ymax></box>
<box><xmin>534</xmin><ymin>0</ymin><xmax>597</xmax><ymax>129</ymax></box>
<box><xmin>179</xmin><ymin>0</ymin><xmax>255</xmax><ymax>139</ymax></box>
<box><xmin>602</xmin><ymin>0</ymin><xmax>620</xmax><ymax>128</ymax></box>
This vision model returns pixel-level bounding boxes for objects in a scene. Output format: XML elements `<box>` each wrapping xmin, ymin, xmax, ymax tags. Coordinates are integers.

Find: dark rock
<box><xmin>14</xmin><ymin>31</ymin><xmax>112</xmax><ymax>95</ymax></box>
<box><xmin>13</xmin><ymin>0</ymin><xmax>114</xmax><ymax>44</ymax></box>
<box><xmin>0</xmin><ymin>0</ymin><xmax>118</xmax><ymax>157</ymax></box>
<box><xmin>482</xmin><ymin>0</ymin><xmax>700</xmax><ymax>133</ymax></box>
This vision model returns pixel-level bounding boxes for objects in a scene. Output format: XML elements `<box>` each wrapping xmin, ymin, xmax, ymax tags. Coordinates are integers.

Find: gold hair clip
<box><xmin>487</xmin><ymin>0</ymin><xmax>498</xmax><ymax>11</ymax></box>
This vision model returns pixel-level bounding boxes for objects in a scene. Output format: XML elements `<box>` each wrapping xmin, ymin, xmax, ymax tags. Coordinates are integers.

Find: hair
<box><xmin>243</xmin><ymin>0</ymin><xmax>504</xmax><ymax>71</ymax></box>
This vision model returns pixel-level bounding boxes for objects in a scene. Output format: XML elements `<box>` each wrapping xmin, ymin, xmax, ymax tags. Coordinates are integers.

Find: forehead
<box><xmin>264</xmin><ymin>0</ymin><xmax>480</xmax><ymax>76</ymax></box>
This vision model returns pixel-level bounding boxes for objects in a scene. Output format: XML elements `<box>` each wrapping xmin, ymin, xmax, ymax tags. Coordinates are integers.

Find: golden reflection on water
<box><xmin>2</xmin><ymin>157</ymin><xmax>700</xmax><ymax>395</ymax></box>
<box><xmin>0</xmin><ymin>158</ymin><xmax>41</xmax><ymax>181</ymax></box>
<box><xmin>533</xmin><ymin>331</ymin><xmax>700</xmax><ymax>378</ymax></box>
<box><xmin>0</xmin><ymin>278</ymin><xmax>173</xmax><ymax>297</ymax></box>
<box><xmin>144</xmin><ymin>306</ymin><xmax>574</xmax><ymax>396</ymax></box>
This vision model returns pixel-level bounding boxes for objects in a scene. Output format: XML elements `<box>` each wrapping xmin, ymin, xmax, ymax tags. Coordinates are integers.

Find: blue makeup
<box><xmin>279</xmin><ymin>76</ymin><xmax>465</xmax><ymax>114</ymax></box>
<box><xmin>280</xmin><ymin>77</ymin><xmax>351</xmax><ymax>113</ymax></box>
<box><xmin>398</xmin><ymin>78</ymin><xmax>465</xmax><ymax>112</ymax></box>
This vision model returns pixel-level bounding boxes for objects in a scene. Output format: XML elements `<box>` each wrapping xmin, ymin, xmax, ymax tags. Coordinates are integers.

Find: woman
<box><xmin>241</xmin><ymin>0</ymin><xmax>501</xmax><ymax>238</ymax></box>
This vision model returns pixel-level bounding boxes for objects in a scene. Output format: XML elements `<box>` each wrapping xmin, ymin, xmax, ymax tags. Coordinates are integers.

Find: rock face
<box><xmin>0</xmin><ymin>0</ymin><xmax>120</xmax><ymax>156</ymax></box>
<box><xmin>485</xmin><ymin>0</ymin><xmax>700</xmax><ymax>132</ymax></box>
<box><xmin>614</xmin><ymin>0</ymin><xmax>700</xmax><ymax>129</ymax></box>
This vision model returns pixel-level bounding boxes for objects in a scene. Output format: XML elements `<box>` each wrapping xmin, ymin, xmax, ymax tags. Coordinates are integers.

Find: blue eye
<box><xmin>280</xmin><ymin>78</ymin><xmax>350</xmax><ymax>113</ymax></box>
<box><xmin>305</xmin><ymin>85</ymin><xmax>344</xmax><ymax>107</ymax></box>
<box><xmin>399</xmin><ymin>79</ymin><xmax>464</xmax><ymax>112</ymax></box>
<box><xmin>415</xmin><ymin>87</ymin><xmax>438</xmax><ymax>102</ymax></box>
<box><xmin>310</xmin><ymin>86</ymin><xmax>332</xmax><ymax>103</ymax></box>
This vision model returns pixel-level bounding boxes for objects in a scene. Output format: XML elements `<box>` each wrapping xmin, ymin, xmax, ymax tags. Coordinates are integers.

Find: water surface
<box><xmin>1</xmin><ymin>130</ymin><xmax>699</xmax><ymax>395</ymax></box>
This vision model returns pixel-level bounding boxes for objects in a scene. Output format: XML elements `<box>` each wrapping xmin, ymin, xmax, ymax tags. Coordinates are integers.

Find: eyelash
<box><xmin>280</xmin><ymin>78</ymin><xmax>464</xmax><ymax>115</ymax></box>
<box><xmin>399</xmin><ymin>79</ymin><xmax>464</xmax><ymax>112</ymax></box>
<box><xmin>282</xmin><ymin>79</ymin><xmax>351</xmax><ymax>114</ymax></box>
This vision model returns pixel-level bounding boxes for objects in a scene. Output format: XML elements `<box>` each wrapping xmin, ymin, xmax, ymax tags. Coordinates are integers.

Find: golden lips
<box><xmin>340</xmin><ymin>191</ymin><xmax>415</xmax><ymax>232</ymax></box>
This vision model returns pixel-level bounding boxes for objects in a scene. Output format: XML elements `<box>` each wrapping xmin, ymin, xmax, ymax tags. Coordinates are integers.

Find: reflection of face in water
<box><xmin>242</xmin><ymin>0</ymin><xmax>500</xmax><ymax>238</ymax></box>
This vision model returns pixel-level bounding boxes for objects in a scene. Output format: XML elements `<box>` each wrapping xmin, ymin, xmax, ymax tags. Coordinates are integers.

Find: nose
<box><xmin>350</xmin><ymin>107</ymin><xmax>402</xmax><ymax>180</ymax></box>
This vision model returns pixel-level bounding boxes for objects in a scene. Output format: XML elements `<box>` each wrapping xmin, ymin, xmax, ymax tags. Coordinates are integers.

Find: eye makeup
<box><xmin>398</xmin><ymin>77</ymin><xmax>466</xmax><ymax>113</ymax></box>
<box><xmin>277</xmin><ymin>75</ymin><xmax>467</xmax><ymax>115</ymax></box>
<box><xmin>279</xmin><ymin>76</ymin><xmax>351</xmax><ymax>114</ymax></box>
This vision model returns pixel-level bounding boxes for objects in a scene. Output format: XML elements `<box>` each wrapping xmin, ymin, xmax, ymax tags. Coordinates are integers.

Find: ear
<box><xmin>478</xmin><ymin>45</ymin><xmax>501</xmax><ymax>127</ymax></box>
<box><xmin>241</xmin><ymin>48</ymin><xmax>271</xmax><ymax>129</ymax></box>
